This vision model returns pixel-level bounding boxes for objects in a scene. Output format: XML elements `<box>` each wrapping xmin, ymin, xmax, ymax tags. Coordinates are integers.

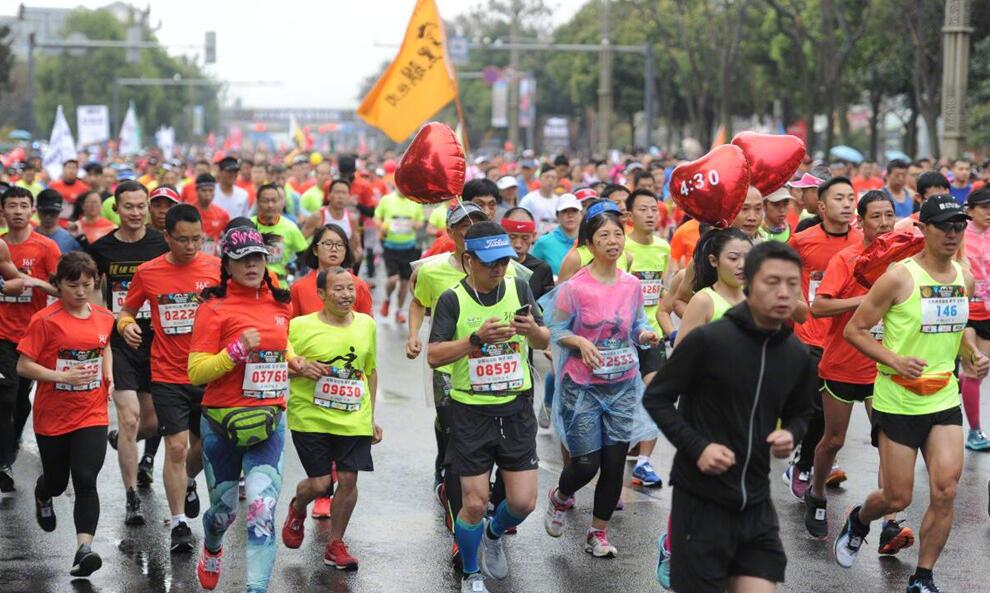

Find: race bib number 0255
<box><xmin>55</xmin><ymin>348</ymin><xmax>102</xmax><ymax>392</ymax></box>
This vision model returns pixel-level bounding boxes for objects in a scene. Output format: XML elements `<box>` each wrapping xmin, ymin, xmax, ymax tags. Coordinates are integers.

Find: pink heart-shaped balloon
<box><xmin>394</xmin><ymin>122</ymin><xmax>465</xmax><ymax>204</ymax></box>
<box><xmin>731</xmin><ymin>132</ymin><xmax>805</xmax><ymax>196</ymax></box>
<box><xmin>670</xmin><ymin>145</ymin><xmax>751</xmax><ymax>228</ymax></box>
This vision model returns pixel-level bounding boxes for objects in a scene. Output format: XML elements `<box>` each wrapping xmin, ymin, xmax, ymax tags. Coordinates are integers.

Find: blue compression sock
<box><xmin>489</xmin><ymin>500</ymin><xmax>526</xmax><ymax>538</ymax></box>
<box><xmin>454</xmin><ymin>516</ymin><xmax>484</xmax><ymax>574</ymax></box>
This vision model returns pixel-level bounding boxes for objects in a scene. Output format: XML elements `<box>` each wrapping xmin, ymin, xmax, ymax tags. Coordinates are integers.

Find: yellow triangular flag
<box><xmin>357</xmin><ymin>0</ymin><xmax>458</xmax><ymax>143</ymax></box>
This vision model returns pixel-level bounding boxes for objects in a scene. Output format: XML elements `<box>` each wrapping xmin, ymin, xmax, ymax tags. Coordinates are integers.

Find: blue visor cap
<box><xmin>465</xmin><ymin>234</ymin><xmax>517</xmax><ymax>263</ymax></box>
<box><xmin>585</xmin><ymin>200</ymin><xmax>621</xmax><ymax>219</ymax></box>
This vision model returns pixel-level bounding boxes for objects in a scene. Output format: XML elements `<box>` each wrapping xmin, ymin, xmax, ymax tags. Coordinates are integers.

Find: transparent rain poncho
<box><xmin>539</xmin><ymin>266</ymin><xmax>660</xmax><ymax>457</ymax></box>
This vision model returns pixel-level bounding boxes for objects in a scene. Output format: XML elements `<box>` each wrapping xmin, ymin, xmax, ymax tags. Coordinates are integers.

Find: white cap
<box><xmin>496</xmin><ymin>175</ymin><xmax>518</xmax><ymax>190</ymax></box>
<box><xmin>556</xmin><ymin>193</ymin><xmax>582</xmax><ymax>212</ymax></box>
<box><xmin>764</xmin><ymin>187</ymin><xmax>793</xmax><ymax>202</ymax></box>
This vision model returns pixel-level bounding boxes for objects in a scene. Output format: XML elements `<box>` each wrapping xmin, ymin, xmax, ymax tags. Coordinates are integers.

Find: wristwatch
<box><xmin>469</xmin><ymin>332</ymin><xmax>483</xmax><ymax>347</ymax></box>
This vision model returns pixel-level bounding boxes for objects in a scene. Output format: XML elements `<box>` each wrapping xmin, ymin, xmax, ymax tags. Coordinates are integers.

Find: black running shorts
<box><xmin>967</xmin><ymin>318</ymin><xmax>990</xmax><ymax>340</ymax></box>
<box><xmin>637</xmin><ymin>342</ymin><xmax>667</xmax><ymax>377</ymax></box>
<box><xmin>151</xmin><ymin>382</ymin><xmax>204</xmax><ymax>437</ymax></box>
<box><xmin>870</xmin><ymin>406</ymin><xmax>962</xmax><ymax>449</ymax></box>
<box><xmin>821</xmin><ymin>379</ymin><xmax>873</xmax><ymax>404</ymax></box>
<box><xmin>447</xmin><ymin>400</ymin><xmax>538</xmax><ymax>477</ymax></box>
<box><xmin>669</xmin><ymin>487</ymin><xmax>787</xmax><ymax>593</ymax></box>
<box><xmin>111</xmin><ymin>338</ymin><xmax>153</xmax><ymax>393</ymax></box>
<box><xmin>291</xmin><ymin>431</ymin><xmax>373</xmax><ymax>477</ymax></box>
<box><xmin>383</xmin><ymin>247</ymin><xmax>421</xmax><ymax>280</ymax></box>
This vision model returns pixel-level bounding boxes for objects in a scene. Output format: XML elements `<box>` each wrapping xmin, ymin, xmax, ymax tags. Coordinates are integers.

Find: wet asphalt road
<box><xmin>2</xmin><ymin>297</ymin><xmax>990</xmax><ymax>593</ymax></box>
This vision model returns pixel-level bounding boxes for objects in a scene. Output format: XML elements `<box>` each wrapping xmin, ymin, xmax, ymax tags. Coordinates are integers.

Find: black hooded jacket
<box><xmin>643</xmin><ymin>302</ymin><xmax>816</xmax><ymax>511</ymax></box>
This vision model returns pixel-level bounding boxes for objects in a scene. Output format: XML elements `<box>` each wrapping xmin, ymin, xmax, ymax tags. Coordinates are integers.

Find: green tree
<box><xmin>0</xmin><ymin>25</ymin><xmax>13</xmax><ymax>92</ymax></box>
<box><xmin>34</xmin><ymin>8</ymin><xmax>219</xmax><ymax>144</ymax></box>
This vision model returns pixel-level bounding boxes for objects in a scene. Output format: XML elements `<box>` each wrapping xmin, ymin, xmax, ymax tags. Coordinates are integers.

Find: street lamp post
<box><xmin>939</xmin><ymin>0</ymin><xmax>972</xmax><ymax>159</ymax></box>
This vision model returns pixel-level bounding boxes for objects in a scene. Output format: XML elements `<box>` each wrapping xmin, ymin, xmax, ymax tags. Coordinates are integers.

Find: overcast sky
<box><xmin>14</xmin><ymin>0</ymin><xmax>587</xmax><ymax>108</ymax></box>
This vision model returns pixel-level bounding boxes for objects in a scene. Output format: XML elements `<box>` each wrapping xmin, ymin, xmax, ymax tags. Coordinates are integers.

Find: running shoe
<box><xmin>311</xmin><ymin>495</ymin><xmax>333</xmax><ymax>519</ymax></box>
<box><xmin>878</xmin><ymin>519</ymin><xmax>914</xmax><ymax>555</ymax></box>
<box><xmin>435</xmin><ymin>481</ymin><xmax>448</xmax><ymax>509</ymax></box>
<box><xmin>537</xmin><ymin>401</ymin><xmax>551</xmax><ymax>429</ymax></box>
<box><xmin>395</xmin><ymin>310</ymin><xmax>407</xmax><ymax>324</ymax></box>
<box><xmin>656</xmin><ymin>532</ymin><xmax>671</xmax><ymax>589</ymax></box>
<box><xmin>35</xmin><ymin>480</ymin><xmax>56</xmax><ymax>532</ymax></box>
<box><xmin>136</xmin><ymin>454</ymin><xmax>154</xmax><ymax>487</ymax></box>
<box><xmin>197</xmin><ymin>546</ymin><xmax>223</xmax><ymax>590</ymax></box>
<box><xmin>0</xmin><ymin>464</ymin><xmax>14</xmax><ymax>493</ymax></box>
<box><xmin>789</xmin><ymin>467</ymin><xmax>811</xmax><ymax>500</ymax></box>
<box><xmin>585</xmin><ymin>529</ymin><xmax>618</xmax><ymax>558</ymax></box>
<box><xmin>107</xmin><ymin>429</ymin><xmax>118</xmax><ymax>451</ymax></box>
<box><xmin>170</xmin><ymin>521</ymin><xmax>194</xmax><ymax>553</ymax></box>
<box><xmin>461</xmin><ymin>573</ymin><xmax>489</xmax><ymax>593</ymax></box>
<box><xmin>825</xmin><ymin>465</ymin><xmax>848</xmax><ymax>488</ymax></box>
<box><xmin>324</xmin><ymin>539</ymin><xmax>359</xmax><ymax>571</ymax></box>
<box><xmin>479</xmin><ymin>519</ymin><xmax>508</xmax><ymax>580</ymax></box>
<box><xmin>544</xmin><ymin>488</ymin><xmax>573</xmax><ymax>537</ymax></box>
<box><xmin>906</xmin><ymin>575</ymin><xmax>942</xmax><ymax>593</ymax></box>
<box><xmin>834</xmin><ymin>506</ymin><xmax>868</xmax><ymax>569</ymax></box>
<box><xmin>803</xmin><ymin>490</ymin><xmax>828</xmax><ymax>539</ymax></box>
<box><xmin>69</xmin><ymin>544</ymin><xmax>102</xmax><ymax>577</ymax></box>
<box><xmin>379</xmin><ymin>301</ymin><xmax>390</xmax><ymax>318</ymax></box>
<box><xmin>125</xmin><ymin>488</ymin><xmax>145</xmax><ymax>526</ymax></box>
<box><xmin>185</xmin><ymin>482</ymin><xmax>200</xmax><ymax>518</ymax></box>
<box><xmin>281</xmin><ymin>498</ymin><xmax>306</xmax><ymax>549</ymax></box>
<box><xmin>965</xmin><ymin>429</ymin><xmax>990</xmax><ymax>451</ymax></box>
<box><xmin>632</xmin><ymin>461</ymin><xmax>663</xmax><ymax>488</ymax></box>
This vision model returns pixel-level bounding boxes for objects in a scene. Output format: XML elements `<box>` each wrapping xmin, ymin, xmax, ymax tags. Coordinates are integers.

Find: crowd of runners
<box><xmin>0</xmin><ymin>148</ymin><xmax>989</xmax><ymax>593</ymax></box>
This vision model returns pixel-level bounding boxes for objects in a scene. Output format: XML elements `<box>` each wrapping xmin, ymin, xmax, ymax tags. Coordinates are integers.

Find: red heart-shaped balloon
<box><xmin>670</xmin><ymin>145</ymin><xmax>751</xmax><ymax>228</ymax></box>
<box><xmin>731</xmin><ymin>132</ymin><xmax>805</xmax><ymax>196</ymax></box>
<box><xmin>394</xmin><ymin>122</ymin><xmax>466</xmax><ymax>204</ymax></box>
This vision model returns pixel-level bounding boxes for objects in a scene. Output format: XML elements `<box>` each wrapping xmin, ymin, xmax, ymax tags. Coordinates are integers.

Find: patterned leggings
<box><xmin>200</xmin><ymin>415</ymin><xmax>284</xmax><ymax>593</ymax></box>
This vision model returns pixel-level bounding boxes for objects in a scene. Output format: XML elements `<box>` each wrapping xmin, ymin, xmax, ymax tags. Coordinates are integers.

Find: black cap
<box><xmin>966</xmin><ymin>188</ymin><xmax>990</xmax><ymax>207</ymax></box>
<box><xmin>36</xmin><ymin>189</ymin><xmax>63</xmax><ymax>213</ymax></box>
<box><xmin>195</xmin><ymin>173</ymin><xmax>217</xmax><ymax>186</ymax></box>
<box><xmin>337</xmin><ymin>154</ymin><xmax>356</xmax><ymax>175</ymax></box>
<box><xmin>919</xmin><ymin>194</ymin><xmax>971</xmax><ymax>223</ymax></box>
<box><xmin>217</xmin><ymin>157</ymin><xmax>240</xmax><ymax>172</ymax></box>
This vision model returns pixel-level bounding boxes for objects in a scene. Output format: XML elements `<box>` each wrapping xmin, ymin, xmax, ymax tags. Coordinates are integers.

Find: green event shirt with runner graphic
<box><xmin>375</xmin><ymin>192</ymin><xmax>424</xmax><ymax>249</ymax></box>
<box><xmin>251</xmin><ymin>216</ymin><xmax>309</xmax><ymax>280</ymax></box>
<box><xmin>874</xmin><ymin>258</ymin><xmax>966</xmax><ymax>415</ymax></box>
<box><xmin>287</xmin><ymin>312</ymin><xmax>377</xmax><ymax>436</ymax></box>
<box><xmin>624</xmin><ymin>235</ymin><xmax>670</xmax><ymax>334</ymax></box>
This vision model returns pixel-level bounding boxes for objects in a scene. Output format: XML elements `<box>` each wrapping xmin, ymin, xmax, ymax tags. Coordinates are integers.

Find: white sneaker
<box><xmin>478</xmin><ymin>520</ymin><xmax>508</xmax><ymax>581</ymax></box>
<box><xmin>461</xmin><ymin>573</ymin><xmax>489</xmax><ymax>593</ymax></box>
<box><xmin>585</xmin><ymin>529</ymin><xmax>617</xmax><ymax>558</ymax></box>
<box><xmin>544</xmin><ymin>488</ymin><xmax>571</xmax><ymax>537</ymax></box>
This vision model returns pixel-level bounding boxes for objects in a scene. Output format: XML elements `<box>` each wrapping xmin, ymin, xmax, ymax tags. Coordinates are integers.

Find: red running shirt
<box><xmin>0</xmin><ymin>232</ymin><xmax>61</xmax><ymax>342</ymax></box>
<box><xmin>289</xmin><ymin>270</ymin><xmax>372</xmax><ymax>318</ymax></box>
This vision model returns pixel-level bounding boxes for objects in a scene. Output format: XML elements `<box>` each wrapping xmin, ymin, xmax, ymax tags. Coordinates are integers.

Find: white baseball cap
<box><xmin>496</xmin><ymin>175</ymin><xmax>518</xmax><ymax>190</ymax></box>
<box><xmin>556</xmin><ymin>193</ymin><xmax>582</xmax><ymax>212</ymax></box>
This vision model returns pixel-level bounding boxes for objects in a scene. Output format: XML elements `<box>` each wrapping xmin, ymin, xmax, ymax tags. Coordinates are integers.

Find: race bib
<box><xmin>242</xmin><ymin>350</ymin><xmax>288</xmax><ymax>399</ymax></box>
<box><xmin>112</xmin><ymin>280</ymin><xmax>151</xmax><ymax>318</ymax></box>
<box><xmin>468</xmin><ymin>342</ymin><xmax>524</xmax><ymax>393</ymax></box>
<box><xmin>634</xmin><ymin>271</ymin><xmax>664</xmax><ymax>306</ymax></box>
<box><xmin>0</xmin><ymin>284</ymin><xmax>32</xmax><ymax>304</ymax></box>
<box><xmin>808</xmin><ymin>271</ymin><xmax>824</xmax><ymax>304</ymax></box>
<box><xmin>46</xmin><ymin>294</ymin><xmax>58</xmax><ymax>307</ymax></box>
<box><xmin>266</xmin><ymin>238</ymin><xmax>285</xmax><ymax>263</ymax></box>
<box><xmin>157</xmin><ymin>292</ymin><xmax>201</xmax><ymax>335</ymax></box>
<box><xmin>389</xmin><ymin>217</ymin><xmax>413</xmax><ymax>236</ymax></box>
<box><xmin>919</xmin><ymin>285</ymin><xmax>967</xmax><ymax>334</ymax></box>
<box><xmin>55</xmin><ymin>348</ymin><xmax>102</xmax><ymax>392</ymax></box>
<box><xmin>314</xmin><ymin>366</ymin><xmax>365</xmax><ymax>412</ymax></box>
<box><xmin>593</xmin><ymin>339</ymin><xmax>637</xmax><ymax>378</ymax></box>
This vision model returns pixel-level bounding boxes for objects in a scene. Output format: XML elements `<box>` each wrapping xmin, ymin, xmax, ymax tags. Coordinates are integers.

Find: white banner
<box><xmin>491</xmin><ymin>79</ymin><xmax>508</xmax><ymax>128</ymax></box>
<box><xmin>119</xmin><ymin>100</ymin><xmax>142</xmax><ymax>155</ymax></box>
<box><xmin>155</xmin><ymin>126</ymin><xmax>175</xmax><ymax>157</ymax></box>
<box><xmin>42</xmin><ymin>105</ymin><xmax>77</xmax><ymax>179</ymax></box>
<box><xmin>76</xmin><ymin>105</ymin><xmax>109</xmax><ymax>148</ymax></box>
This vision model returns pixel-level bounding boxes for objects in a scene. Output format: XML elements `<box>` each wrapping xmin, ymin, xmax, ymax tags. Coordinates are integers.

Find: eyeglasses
<box><xmin>931</xmin><ymin>220</ymin><xmax>967</xmax><ymax>233</ymax></box>
<box><xmin>318</xmin><ymin>240</ymin><xmax>346</xmax><ymax>251</ymax></box>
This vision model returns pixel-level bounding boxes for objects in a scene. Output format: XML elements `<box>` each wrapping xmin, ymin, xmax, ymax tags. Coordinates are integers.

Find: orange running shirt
<box><xmin>289</xmin><ymin>270</ymin><xmax>373</xmax><ymax>318</ymax></box>
<box><xmin>190</xmin><ymin>282</ymin><xmax>292</xmax><ymax>409</ymax></box>
<box><xmin>18</xmin><ymin>302</ymin><xmax>115</xmax><ymax>436</ymax></box>
<box><xmin>788</xmin><ymin>223</ymin><xmax>863</xmax><ymax>348</ymax></box>
<box><xmin>123</xmin><ymin>252</ymin><xmax>221</xmax><ymax>384</ymax></box>
<box><xmin>0</xmin><ymin>231</ymin><xmax>61</xmax><ymax>342</ymax></box>
<box><xmin>816</xmin><ymin>242</ymin><xmax>880</xmax><ymax>384</ymax></box>
<box><xmin>195</xmin><ymin>203</ymin><xmax>231</xmax><ymax>256</ymax></box>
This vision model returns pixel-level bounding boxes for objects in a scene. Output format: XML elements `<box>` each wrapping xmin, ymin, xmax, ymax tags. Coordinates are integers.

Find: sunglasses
<box><xmin>931</xmin><ymin>220</ymin><xmax>967</xmax><ymax>233</ymax></box>
<box><xmin>479</xmin><ymin>257</ymin><xmax>510</xmax><ymax>269</ymax></box>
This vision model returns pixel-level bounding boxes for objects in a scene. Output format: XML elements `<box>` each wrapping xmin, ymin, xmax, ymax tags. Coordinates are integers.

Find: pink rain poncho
<box><xmin>540</xmin><ymin>267</ymin><xmax>660</xmax><ymax>456</ymax></box>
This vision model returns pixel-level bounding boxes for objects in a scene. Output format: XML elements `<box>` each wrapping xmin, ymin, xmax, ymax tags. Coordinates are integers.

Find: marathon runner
<box><xmin>148</xmin><ymin>185</ymin><xmax>180</xmax><ymax>233</ymax></box>
<box><xmin>501</xmin><ymin>207</ymin><xmax>554</xmax><ymax>302</ymax></box>
<box><xmin>760</xmin><ymin>188</ymin><xmax>795</xmax><ymax>242</ymax></box>
<box><xmin>300</xmin><ymin>179</ymin><xmax>363</xmax><ymax>265</ymax></box>
<box><xmin>376</xmin><ymin>189</ymin><xmax>425</xmax><ymax>323</ymax></box>
<box><xmin>119</xmin><ymin>204</ymin><xmax>221</xmax><ymax>553</ymax></box>
<box><xmin>281</xmin><ymin>266</ymin><xmax>381</xmax><ymax>570</ymax></box>
<box><xmin>0</xmin><ymin>186</ymin><xmax>59</xmax><ymax>492</ymax></box>
<box><xmin>531</xmin><ymin>194</ymin><xmax>582</xmax><ymax>276</ymax></box>
<box><xmin>251</xmin><ymin>183</ymin><xmax>308</xmax><ymax>283</ymax></box>
<box><xmin>89</xmin><ymin>180</ymin><xmax>168</xmax><ymax>524</ymax></box>
<box><xmin>542</xmin><ymin>200</ymin><xmax>659</xmax><ymax>558</ymax></box>
<box><xmin>804</xmin><ymin>191</ymin><xmax>915</xmax><ymax>553</ymax></box>
<box><xmin>464</xmin><ymin>179</ymin><xmax>500</xmax><ymax>222</ymax></box>
<box><xmin>784</xmin><ymin>176</ymin><xmax>863</xmax><ymax>499</ymax></box>
<box><xmin>835</xmin><ymin>195</ymin><xmax>989</xmax><ymax>593</ymax></box>
<box><xmin>644</xmin><ymin>241</ymin><xmax>816</xmax><ymax>593</ymax></box>
<box><xmin>187</xmin><ymin>225</ymin><xmax>303</xmax><ymax>593</ymax></box>
<box><xmin>960</xmin><ymin>188</ymin><xmax>990</xmax><ymax>451</ymax></box>
<box><xmin>428</xmin><ymin>221</ymin><xmax>548</xmax><ymax>593</ymax></box>
<box><xmin>191</xmin><ymin>173</ymin><xmax>231</xmax><ymax>256</ymax></box>
<box><xmin>17</xmin><ymin>252</ymin><xmax>115</xmax><ymax>578</ymax></box>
